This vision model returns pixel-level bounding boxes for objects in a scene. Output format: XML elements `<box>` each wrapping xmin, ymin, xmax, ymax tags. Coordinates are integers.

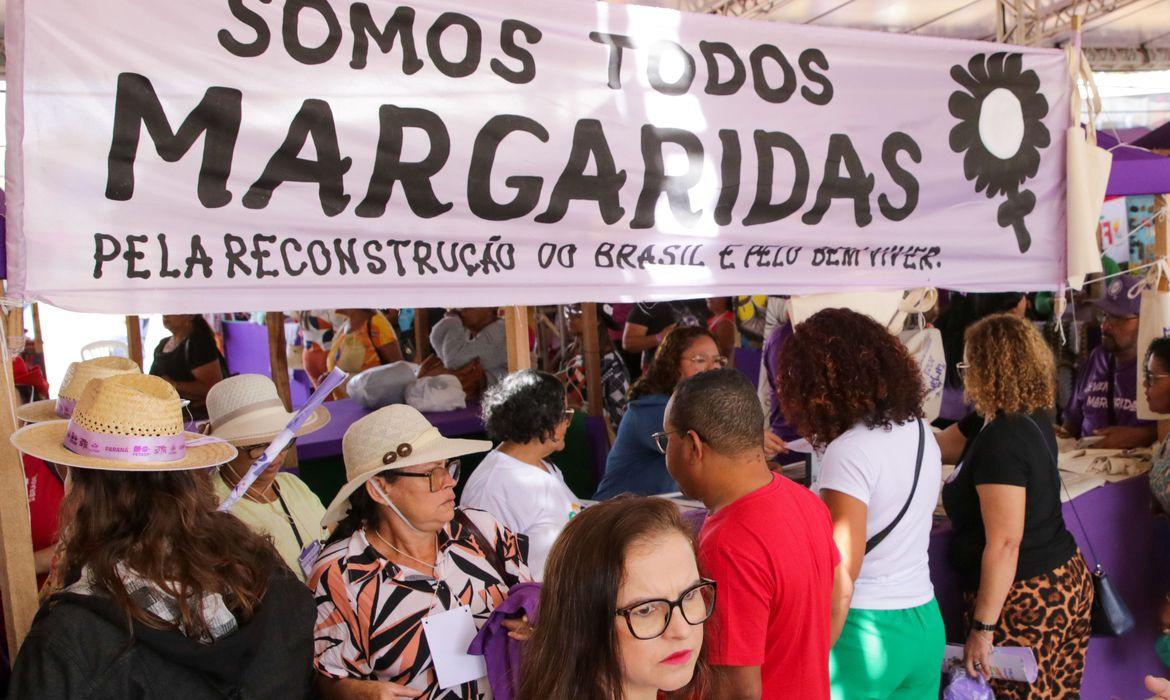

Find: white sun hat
<box><xmin>322</xmin><ymin>404</ymin><xmax>490</xmax><ymax>528</ymax></box>
<box><xmin>205</xmin><ymin>374</ymin><xmax>329</xmax><ymax>447</ymax></box>
<box><xmin>11</xmin><ymin>374</ymin><xmax>237</xmax><ymax>471</ymax></box>
<box><xmin>16</xmin><ymin>356</ymin><xmax>141</xmax><ymax>424</ymax></box>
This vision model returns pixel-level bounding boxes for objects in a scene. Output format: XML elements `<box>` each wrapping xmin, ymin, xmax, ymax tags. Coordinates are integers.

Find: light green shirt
<box><xmin>213</xmin><ymin>471</ymin><xmax>326</xmax><ymax>581</ymax></box>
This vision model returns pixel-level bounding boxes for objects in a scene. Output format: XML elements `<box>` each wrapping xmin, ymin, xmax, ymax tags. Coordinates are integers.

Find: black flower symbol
<box><xmin>948</xmin><ymin>52</ymin><xmax>1050</xmax><ymax>253</ymax></box>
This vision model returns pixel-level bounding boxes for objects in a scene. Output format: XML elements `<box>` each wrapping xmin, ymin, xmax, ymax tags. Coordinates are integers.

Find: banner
<box><xmin>5</xmin><ymin>0</ymin><xmax>1072</xmax><ymax>314</ymax></box>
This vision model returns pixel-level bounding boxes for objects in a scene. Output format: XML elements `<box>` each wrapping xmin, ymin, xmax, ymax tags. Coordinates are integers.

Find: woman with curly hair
<box><xmin>778</xmin><ymin>308</ymin><xmax>944</xmax><ymax>700</ymax></box>
<box><xmin>461</xmin><ymin>369</ymin><xmax>582</xmax><ymax>579</ymax></box>
<box><xmin>593</xmin><ymin>326</ymin><xmax>722</xmax><ymax>500</ymax></box>
<box><xmin>942</xmin><ymin>314</ymin><xmax>1091</xmax><ymax>699</ymax></box>
<box><xmin>518</xmin><ymin>496</ymin><xmax>714</xmax><ymax>700</ymax></box>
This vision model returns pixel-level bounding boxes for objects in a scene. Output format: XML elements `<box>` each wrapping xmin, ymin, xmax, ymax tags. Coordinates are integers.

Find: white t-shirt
<box><xmin>817</xmin><ymin>419</ymin><xmax>941</xmax><ymax>610</ymax></box>
<box><xmin>460</xmin><ymin>449</ymin><xmax>582</xmax><ymax>580</ymax></box>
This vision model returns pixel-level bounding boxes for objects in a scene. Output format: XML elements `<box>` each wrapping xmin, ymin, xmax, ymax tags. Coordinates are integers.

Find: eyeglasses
<box><xmin>955</xmin><ymin>362</ymin><xmax>970</xmax><ymax>381</ymax></box>
<box><xmin>682</xmin><ymin>354</ymin><xmax>727</xmax><ymax>368</ymax></box>
<box><xmin>1098</xmin><ymin>313</ymin><xmax>1139</xmax><ymax>327</ymax></box>
<box><xmin>244</xmin><ymin>439</ymin><xmax>297</xmax><ymax>461</ymax></box>
<box><xmin>615</xmin><ymin>579</ymin><xmax>717</xmax><ymax>640</ymax></box>
<box><xmin>394</xmin><ymin>459</ymin><xmax>461</xmax><ymax>492</ymax></box>
<box><xmin>562</xmin><ymin>407</ymin><xmax>576</xmax><ymax>422</ymax></box>
<box><xmin>650</xmin><ymin>428</ymin><xmax>704</xmax><ymax>454</ymax></box>
<box><xmin>1144</xmin><ymin>372</ymin><xmax>1170</xmax><ymax>387</ymax></box>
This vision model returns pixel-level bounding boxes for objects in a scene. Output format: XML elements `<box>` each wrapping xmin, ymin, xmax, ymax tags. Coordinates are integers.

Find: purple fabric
<box><xmin>1131</xmin><ymin>121</ymin><xmax>1170</xmax><ymax>150</ymax></box>
<box><xmin>734</xmin><ymin>346</ymin><xmax>762</xmax><ymax>390</ymax></box>
<box><xmin>1097</xmin><ymin>128</ymin><xmax>1170</xmax><ymax>196</ymax></box>
<box><xmin>762</xmin><ymin>323</ymin><xmax>801</xmax><ymax>442</ymax></box>
<box><xmin>468</xmin><ymin>581</ymin><xmax>541</xmax><ymax>700</ymax></box>
<box><xmin>0</xmin><ymin>189</ymin><xmax>7</xmax><ymax>281</ymax></box>
<box><xmin>1064</xmin><ymin>346</ymin><xmax>1153</xmax><ymax>438</ymax></box>
<box><xmin>583</xmin><ymin>414</ymin><xmax>610</xmax><ymax>484</ymax></box>
<box><xmin>930</xmin><ymin>474</ymin><xmax>1170</xmax><ymax>699</ymax></box>
<box><xmin>296</xmin><ymin>398</ymin><xmax>484</xmax><ymax>461</ymax></box>
<box><xmin>938</xmin><ymin>385</ymin><xmax>970</xmax><ymax>423</ymax></box>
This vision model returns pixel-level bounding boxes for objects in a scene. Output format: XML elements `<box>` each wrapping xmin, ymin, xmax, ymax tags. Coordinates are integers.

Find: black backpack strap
<box><xmin>865</xmin><ymin>418</ymin><xmax>925</xmax><ymax>554</ymax></box>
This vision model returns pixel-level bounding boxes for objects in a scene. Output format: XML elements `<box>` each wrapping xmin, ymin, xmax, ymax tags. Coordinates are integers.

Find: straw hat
<box><xmin>322</xmin><ymin>405</ymin><xmax>490</xmax><ymax>528</ymax></box>
<box><xmin>11</xmin><ymin>374</ymin><xmax>237</xmax><ymax>471</ymax></box>
<box><xmin>17</xmin><ymin>356</ymin><xmax>141</xmax><ymax>424</ymax></box>
<box><xmin>206</xmin><ymin>374</ymin><xmax>329</xmax><ymax>447</ymax></box>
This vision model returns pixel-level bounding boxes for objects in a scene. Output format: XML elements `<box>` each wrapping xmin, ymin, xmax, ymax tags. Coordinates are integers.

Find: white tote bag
<box><xmin>1137</xmin><ymin>261</ymin><xmax>1170</xmax><ymax>420</ymax></box>
<box><xmin>890</xmin><ymin>289</ymin><xmax>945</xmax><ymax>423</ymax></box>
<box><xmin>1065</xmin><ymin>47</ymin><xmax>1109</xmax><ymax>290</ymax></box>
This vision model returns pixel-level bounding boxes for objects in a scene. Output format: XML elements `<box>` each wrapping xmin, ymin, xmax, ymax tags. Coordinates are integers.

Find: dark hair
<box><xmin>517</xmin><ymin>497</ymin><xmax>711</xmax><ymax>700</ymax></box>
<box><xmin>778</xmin><ymin>308</ymin><xmax>924</xmax><ymax>447</ymax></box>
<box><xmin>481</xmin><ymin>370</ymin><xmax>566</xmax><ymax>444</ymax></box>
<box><xmin>936</xmin><ymin>293</ymin><xmax>1024</xmax><ymax>388</ymax></box>
<box><xmin>327</xmin><ymin>472</ymin><xmax>399</xmax><ymax>545</ymax></box>
<box><xmin>669</xmin><ymin>369</ymin><xmax>764</xmax><ymax>456</ymax></box>
<box><xmin>629</xmin><ymin>326</ymin><xmax>715</xmax><ymax>401</ymax></box>
<box><xmin>1148</xmin><ymin>337</ymin><xmax>1170</xmax><ymax>372</ymax></box>
<box><xmin>58</xmin><ymin>469</ymin><xmax>279</xmax><ymax>640</ymax></box>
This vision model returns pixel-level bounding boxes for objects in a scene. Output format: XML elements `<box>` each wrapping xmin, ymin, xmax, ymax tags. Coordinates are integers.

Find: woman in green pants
<box><xmin>779</xmin><ymin>308</ymin><xmax>946</xmax><ymax>699</ymax></box>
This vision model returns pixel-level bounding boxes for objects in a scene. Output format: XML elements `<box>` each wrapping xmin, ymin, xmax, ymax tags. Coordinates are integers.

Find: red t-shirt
<box><xmin>699</xmin><ymin>474</ymin><xmax>839</xmax><ymax>700</ymax></box>
<box><xmin>24</xmin><ymin>456</ymin><xmax>63</xmax><ymax>556</ymax></box>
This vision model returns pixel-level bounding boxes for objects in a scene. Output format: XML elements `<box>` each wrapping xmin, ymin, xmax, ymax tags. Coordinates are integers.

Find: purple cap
<box><xmin>1092</xmin><ymin>274</ymin><xmax>1143</xmax><ymax>317</ymax></box>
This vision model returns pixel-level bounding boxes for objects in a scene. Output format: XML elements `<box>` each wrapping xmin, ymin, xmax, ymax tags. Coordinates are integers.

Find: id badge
<box><xmin>298</xmin><ymin>540</ymin><xmax>322</xmax><ymax>579</ymax></box>
<box><xmin>422</xmin><ymin>605</ymin><xmax>487</xmax><ymax>690</ymax></box>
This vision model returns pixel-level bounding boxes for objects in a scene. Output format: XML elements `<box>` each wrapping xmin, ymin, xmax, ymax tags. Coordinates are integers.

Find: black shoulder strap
<box><xmin>865</xmin><ymin>418</ymin><xmax>925</xmax><ymax>554</ymax></box>
<box><xmin>454</xmin><ymin>509</ymin><xmax>517</xmax><ymax>587</ymax></box>
<box><xmin>1021</xmin><ymin>415</ymin><xmax>1099</xmax><ymax>569</ymax></box>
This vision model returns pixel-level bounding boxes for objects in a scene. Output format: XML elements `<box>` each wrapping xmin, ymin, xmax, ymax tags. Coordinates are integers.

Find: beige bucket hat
<box><xmin>11</xmin><ymin>374</ymin><xmax>237</xmax><ymax>471</ymax></box>
<box><xmin>322</xmin><ymin>404</ymin><xmax>490</xmax><ymax>528</ymax></box>
<box><xmin>17</xmin><ymin>356</ymin><xmax>141</xmax><ymax>424</ymax></box>
<box><xmin>205</xmin><ymin>374</ymin><xmax>329</xmax><ymax>447</ymax></box>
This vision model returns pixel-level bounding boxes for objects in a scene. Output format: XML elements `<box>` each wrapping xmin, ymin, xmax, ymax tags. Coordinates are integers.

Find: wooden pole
<box><xmin>266</xmin><ymin>312</ymin><xmax>297</xmax><ymax>468</ymax></box>
<box><xmin>504</xmin><ymin>306</ymin><xmax>531</xmax><ymax>372</ymax></box>
<box><xmin>413</xmin><ymin>308</ymin><xmax>430</xmax><ymax>362</ymax></box>
<box><xmin>581</xmin><ymin>303</ymin><xmax>604</xmax><ymax>419</ymax></box>
<box><xmin>1156</xmin><ymin>195</ymin><xmax>1169</xmax><ymax>442</ymax></box>
<box><xmin>125</xmin><ymin>315</ymin><xmax>144</xmax><ymax>367</ymax></box>
<box><xmin>0</xmin><ymin>306</ymin><xmax>40</xmax><ymax>658</ymax></box>
<box><xmin>30</xmin><ymin>304</ymin><xmax>43</xmax><ymax>356</ymax></box>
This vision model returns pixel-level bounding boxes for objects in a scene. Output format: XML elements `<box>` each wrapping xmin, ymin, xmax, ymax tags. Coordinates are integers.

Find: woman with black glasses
<box><xmin>312</xmin><ymin>405</ymin><xmax>533</xmax><ymax>700</ymax></box>
<box><xmin>593</xmin><ymin>326</ymin><xmax>724</xmax><ymax>500</ymax></box>
<box><xmin>518</xmin><ymin>496</ymin><xmax>714</xmax><ymax>700</ymax></box>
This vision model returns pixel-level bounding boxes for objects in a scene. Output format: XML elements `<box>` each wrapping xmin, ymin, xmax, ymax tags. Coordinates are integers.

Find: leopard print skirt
<box><xmin>965</xmin><ymin>553</ymin><xmax>1094</xmax><ymax>699</ymax></box>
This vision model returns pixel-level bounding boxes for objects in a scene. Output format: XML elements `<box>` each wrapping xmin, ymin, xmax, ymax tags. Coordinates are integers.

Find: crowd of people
<box><xmin>3</xmin><ymin>291</ymin><xmax>1170</xmax><ymax>699</ymax></box>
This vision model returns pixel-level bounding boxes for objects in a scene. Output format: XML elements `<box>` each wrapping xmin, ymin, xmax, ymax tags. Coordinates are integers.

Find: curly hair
<box><xmin>777</xmin><ymin>308</ymin><xmax>924</xmax><ymax>447</ymax></box>
<box><xmin>481</xmin><ymin>370</ymin><xmax>566</xmax><ymax>444</ymax></box>
<box><xmin>963</xmin><ymin>313</ymin><xmax>1054</xmax><ymax>416</ymax></box>
<box><xmin>517</xmin><ymin>496</ymin><xmax>712</xmax><ymax>700</ymax></box>
<box><xmin>629</xmin><ymin>326</ymin><xmax>715</xmax><ymax>401</ymax></box>
<box><xmin>58</xmin><ymin>469</ymin><xmax>279</xmax><ymax>641</ymax></box>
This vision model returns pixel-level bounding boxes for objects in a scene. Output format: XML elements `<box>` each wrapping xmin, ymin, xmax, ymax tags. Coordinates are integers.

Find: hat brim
<box><xmin>11</xmin><ymin>421</ymin><xmax>238</xmax><ymax>471</ymax></box>
<box><xmin>1090</xmin><ymin>297</ymin><xmax>1138</xmax><ymax>318</ymax></box>
<box><xmin>211</xmin><ymin>405</ymin><xmax>331</xmax><ymax>447</ymax></box>
<box><xmin>321</xmin><ymin>436</ymin><xmax>491</xmax><ymax>529</ymax></box>
<box><xmin>15</xmin><ymin>400</ymin><xmax>62</xmax><ymax>424</ymax></box>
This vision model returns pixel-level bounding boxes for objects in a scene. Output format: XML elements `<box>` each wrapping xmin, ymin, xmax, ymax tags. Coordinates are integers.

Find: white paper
<box><xmin>422</xmin><ymin>605</ymin><xmax>487</xmax><ymax>691</ymax></box>
<box><xmin>785</xmin><ymin>438</ymin><xmax>814</xmax><ymax>454</ymax></box>
<box><xmin>943</xmin><ymin>643</ymin><xmax>1038</xmax><ymax>682</ymax></box>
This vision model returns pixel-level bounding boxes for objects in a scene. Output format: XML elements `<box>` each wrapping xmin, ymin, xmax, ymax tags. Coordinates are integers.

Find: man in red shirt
<box><xmin>664</xmin><ymin>369</ymin><xmax>841</xmax><ymax>699</ymax></box>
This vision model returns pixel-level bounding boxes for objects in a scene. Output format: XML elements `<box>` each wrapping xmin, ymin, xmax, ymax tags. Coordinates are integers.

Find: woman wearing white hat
<box><xmin>312</xmin><ymin>404</ymin><xmax>533</xmax><ymax>700</ymax></box>
<box><xmin>8</xmin><ymin>374</ymin><xmax>316</xmax><ymax>699</ymax></box>
<box><xmin>207</xmin><ymin>374</ymin><xmax>331</xmax><ymax>582</ymax></box>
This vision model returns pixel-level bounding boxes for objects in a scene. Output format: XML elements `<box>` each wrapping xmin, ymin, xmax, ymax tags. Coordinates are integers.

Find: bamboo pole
<box><xmin>581</xmin><ymin>303</ymin><xmax>604</xmax><ymax>419</ymax></box>
<box><xmin>413</xmin><ymin>309</ymin><xmax>430</xmax><ymax>362</ymax></box>
<box><xmin>504</xmin><ymin>306</ymin><xmax>531</xmax><ymax>372</ymax></box>
<box><xmin>30</xmin><ymin>304</ymin><xmax>43</xmax><ymax>356</ymax></box>
<box><xmin>125</xmin><ymin>315</ymin><xmax>144</xmax><ymax>367</ymax></box>
<box><xmin>266</xmin><ymin>313</ymin><xmax>298</xmax><ymax>468</ymax></box>
<box><xmin>0</xmin><ymin>305</ymin><xmax>39</xmax><ymax>659</ymax></box>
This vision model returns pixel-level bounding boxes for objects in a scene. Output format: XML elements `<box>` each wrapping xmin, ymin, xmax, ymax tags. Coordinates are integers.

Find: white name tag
<box><xmin>422</xmin><ymin>605</ymin><xmax>487</xmax><ymax>690</ymax></box>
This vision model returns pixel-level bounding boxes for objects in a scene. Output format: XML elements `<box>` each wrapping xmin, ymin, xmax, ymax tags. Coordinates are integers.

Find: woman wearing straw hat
<box><xmin>206</xmin><ymin>374</ymin><xmax>331</xmax><ymax>582</ymax></box>
<box><xmin>7</xmin><ymin>374</ymin><xmax>317</xmax><ymax>699</ymax></box>
<box><xmin>312</xmin><ymin>404</ymin><xmax>533</xmax><ymax>700</ymax></box>
<box><xmin>16</xmin><ymin>355</ymin><xmax>140</xmax><ymax>424</ymax></box>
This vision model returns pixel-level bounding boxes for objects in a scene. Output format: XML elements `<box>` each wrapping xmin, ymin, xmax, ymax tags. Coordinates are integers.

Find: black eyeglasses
<box><xmin>394</xmin><ymin>459</ymin><xmax>461</xmax><ymax>492</ymax></box>
<box><xmin>650</xmin><ymin>428</ymin><xmax>703</xmax><ymax>455</ymax></box>
<box><xmin>615</xmin><ymin>579</ymin><xmax>717</xmax><ymax>640</ymax></box>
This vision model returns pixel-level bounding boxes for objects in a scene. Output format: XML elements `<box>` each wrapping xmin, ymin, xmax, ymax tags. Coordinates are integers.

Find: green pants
<box><xmin>830</xmin><ymin>599</ymin><xmax>945</xmax><ymax>700</ymax></box>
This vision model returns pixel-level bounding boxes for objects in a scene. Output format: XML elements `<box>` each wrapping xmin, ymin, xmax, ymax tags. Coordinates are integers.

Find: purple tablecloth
<box><xmin>932</xmin><ymin>474</ymin><xmax>1167</xmax><ymax>699</ymax></box>
<box><xmin>297</xmin><ymin>398</ymin><xmax>484</xmax><ymax>461</ymax></box>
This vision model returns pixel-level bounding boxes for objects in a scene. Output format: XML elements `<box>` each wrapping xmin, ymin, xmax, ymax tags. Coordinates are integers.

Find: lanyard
<box><xmin>273</xmin><ymin>483</ymin><xmax>305</xmax><ymax>549</ymax></box>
